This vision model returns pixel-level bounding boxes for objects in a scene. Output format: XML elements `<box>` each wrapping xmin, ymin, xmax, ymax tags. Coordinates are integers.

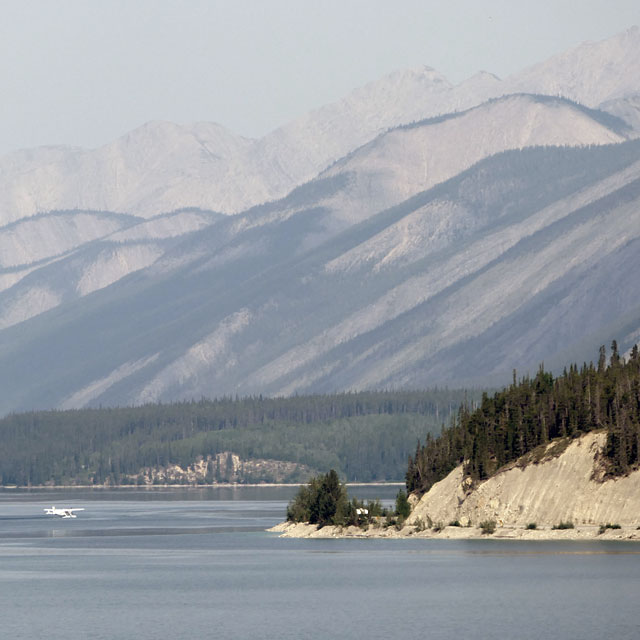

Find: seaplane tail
<box><xmin>44</xmin><ymin>506</ymin><xmax>85</xmax><ymax>518</ymax></box>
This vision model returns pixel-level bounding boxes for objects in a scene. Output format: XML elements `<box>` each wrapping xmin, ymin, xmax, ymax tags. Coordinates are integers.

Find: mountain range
<box><xmin>1</xmin><ymin>27</ymin><xmax>640</xmax><ymax>415</ymax></box>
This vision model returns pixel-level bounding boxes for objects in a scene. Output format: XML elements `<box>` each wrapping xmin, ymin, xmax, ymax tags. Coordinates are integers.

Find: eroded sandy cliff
<box><xmin>408</xmin><ymin>432</ymin><xmax>640</xmax><ymax>528</ymax></box>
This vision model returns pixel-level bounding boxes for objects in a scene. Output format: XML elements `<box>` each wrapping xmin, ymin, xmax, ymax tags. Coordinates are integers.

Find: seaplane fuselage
<box><xmin>44</xmin><ymin>506</ymin><xmax>85</xmax><ymax>518</ymax></box>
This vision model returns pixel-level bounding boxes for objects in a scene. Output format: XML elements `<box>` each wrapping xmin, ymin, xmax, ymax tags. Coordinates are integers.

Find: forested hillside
<box><xmin>0</xmin><ymin>389</ymin><xmax>475</xmax><ymax>486</ymax></box>
<box><xmin>406</xmin><ymin>343</ymin><xmax>640</xmax><ymax>496</ymax></box>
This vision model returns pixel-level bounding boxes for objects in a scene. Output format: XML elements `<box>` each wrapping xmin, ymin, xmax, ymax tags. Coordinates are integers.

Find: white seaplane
<box><xmin>44</xmin><ymin>506</ymin><xmax>85</xmax><ymax>518</ymax></box>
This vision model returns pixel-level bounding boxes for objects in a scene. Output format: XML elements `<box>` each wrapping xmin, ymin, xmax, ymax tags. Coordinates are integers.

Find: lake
<box><xmin>1</xmin><ymin>486</ymin><xmax>638</xmax><ymax>639</ymax></box>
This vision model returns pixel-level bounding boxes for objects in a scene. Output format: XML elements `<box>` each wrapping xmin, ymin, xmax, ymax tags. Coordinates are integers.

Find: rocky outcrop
<box><xmin>128</xmin><ymin>452</ymin><xmax>314</xmax><ymax>485</ymax></box>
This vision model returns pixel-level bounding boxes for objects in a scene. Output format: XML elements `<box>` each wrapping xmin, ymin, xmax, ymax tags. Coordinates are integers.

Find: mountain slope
<box><xmin>0</xmin><ymin>208</ymin><xmax>222</xmax><ymax>329</ymax></box>
<box><xmin>2</xmin><ymin>141</ymin><xmax>640</xmax><ymax>414</ymax></box>
<box><xmin>316</xmin><ymin>94</ymin><xmax>632</xmax><ymax>227</ymax></box>
<box><xmin>1</xmin><ymin>95</ymin><xmax>629</xmax><ymax>332</ymax></box>
<box><xmin>0</xmin><ymin>210</ymin><xmax>141</xmax><ymax>270</ymax></box>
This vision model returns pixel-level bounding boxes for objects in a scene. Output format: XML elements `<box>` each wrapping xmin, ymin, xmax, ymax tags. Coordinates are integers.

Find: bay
<box><xmin>0</xmin><ymin>486</ymin><xmax>638</xmax><ymax>640</ymax></box>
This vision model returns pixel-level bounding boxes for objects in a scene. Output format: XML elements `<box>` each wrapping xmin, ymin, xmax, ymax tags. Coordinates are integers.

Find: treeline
<box><xmin>0</xmin><ymin>389</ymin><xmax>474</xmax><ymax>486</ymax></box>
<box><xmin>407</xmin><ymin>343</ymin><xmax>640</xmax><ymax>496</ymax></box>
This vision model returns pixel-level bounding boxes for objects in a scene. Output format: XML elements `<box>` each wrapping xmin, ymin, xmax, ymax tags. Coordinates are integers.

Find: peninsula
<box><xmin>270</xmin><ymin>431</ymin><xmax>640</xmax><ymax>540</ymax></box>
<box><xmin>271</xmin><ymin>345</ymin><xmax>640</xmax><ymax>541</ymax></box>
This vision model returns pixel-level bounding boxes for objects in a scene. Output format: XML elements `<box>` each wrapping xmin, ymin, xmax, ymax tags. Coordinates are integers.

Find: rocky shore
<box><xmin>269</xmin><ymin>520</ymin><xmax>640</xmax><ymax>540</ymax></box>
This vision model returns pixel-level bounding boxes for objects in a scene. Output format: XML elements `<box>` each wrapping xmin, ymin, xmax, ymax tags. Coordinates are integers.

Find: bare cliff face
<box><xmin>408</xmin><ymin>432</ymin><xmax>640</xmax><ymax>528</ymax></box>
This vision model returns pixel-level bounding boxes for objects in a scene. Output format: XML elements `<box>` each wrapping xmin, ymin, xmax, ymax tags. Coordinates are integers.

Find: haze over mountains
<box><xmin>1</xmin><ymin>27</ymin><xmax>640</xmax><ymax>415</ymax></box>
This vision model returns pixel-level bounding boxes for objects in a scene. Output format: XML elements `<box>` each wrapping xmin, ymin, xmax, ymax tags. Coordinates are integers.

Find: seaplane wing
<box><xmin>44</xmin><ymin>506</ymin><xmax>85</xmax><ymax>518</ymax></box>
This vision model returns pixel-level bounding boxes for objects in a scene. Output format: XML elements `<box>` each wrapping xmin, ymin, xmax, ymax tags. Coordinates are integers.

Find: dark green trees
<box><xmin>0</xmin><ymin>389</ymin><xmax>473</xmax><ymax>486</ymax></box>
<box><xmin>395</xmin><ymin>490</ymin><xmax>411</xmax><ymax>519</ymax></box>
<box><xmin>286</xmin><ymin>470</ymin><xmax>349</xmax><ymax>527</ymax></box>
<box><xmin>286</xmin><ymin>471</ymin><xmax>392</xmax><ymax>527</ymax></box>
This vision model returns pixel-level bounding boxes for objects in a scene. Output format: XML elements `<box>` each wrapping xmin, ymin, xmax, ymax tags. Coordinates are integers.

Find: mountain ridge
<box><xmin>1</xmin><ymin>27</ymin><xmax>639</xmax><ymax>223</ymax></box>
<box><xmin>2</xmin><ymin>140</ymin><xmax>640</xmax><ymax>414</ymax></box>
<box><xmin>0</xmin><ymin>94</ymin><xmax>628</xmax><ymax>335</ymax></box>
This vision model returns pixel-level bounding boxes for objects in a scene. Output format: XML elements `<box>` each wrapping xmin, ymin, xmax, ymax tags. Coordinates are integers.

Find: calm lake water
<box><xmin>1</xmin><ymin>486</ymin><xmax>639</xmax><ymax>640</ymax></box>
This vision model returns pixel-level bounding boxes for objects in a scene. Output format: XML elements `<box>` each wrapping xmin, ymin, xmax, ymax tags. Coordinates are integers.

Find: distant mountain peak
<box><xmin>344</xmin><ymin>65</ymin><xmax>453</xmax><ymax>101</ymax></box>
<box><xmin>466</xmin><ymin>70</ymin><xmax>502</xmax><ymax>83</ymax></box>
<box><xmin>1</xmin><ymin>27</ymin><xmax>639</xmax><ymax>223</ymax></box>
<box><xmin>507</xmin><ymin>25</ymin><xmax>640</xmax><ymax>106</ymax></box>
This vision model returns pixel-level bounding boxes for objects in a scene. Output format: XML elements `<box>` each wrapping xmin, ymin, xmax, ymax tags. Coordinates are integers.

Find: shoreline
<box><xmin>0</xmin><ymin>481</ymin><xmax>404</xmax><ymax>490</ymax></box>
<box><xmin>269</xmin><ymin>521</ymin><xmax>640</xmax><ymax>541</ymax></box>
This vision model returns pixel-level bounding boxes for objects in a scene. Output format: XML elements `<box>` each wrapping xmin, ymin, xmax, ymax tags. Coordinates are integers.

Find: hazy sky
<box><xmin>1</xmin><ymin>0</ymin><xmax>638</xmax><ymax>154</ymax></box>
